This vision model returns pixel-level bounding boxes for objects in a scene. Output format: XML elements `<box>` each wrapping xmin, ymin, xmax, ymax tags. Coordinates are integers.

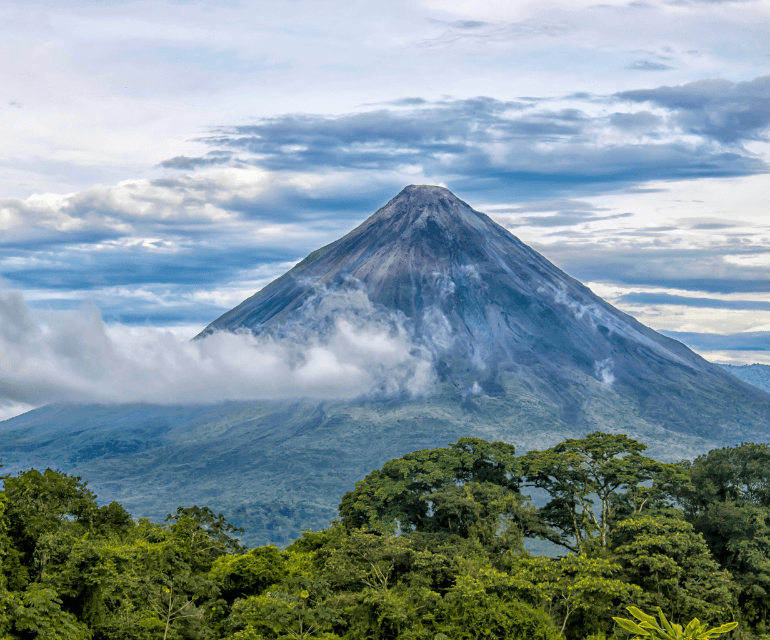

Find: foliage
<box><xmin>680</xmin><ymin>444</ymin><xmax>770</xmax><ymax>629</ymax></box>
<box><xmin>439</xmin><ymin>574</ymin><xmax>561</xmax><ymax>640</ymax></box>
<box><xmin>339</xmin><ymin>437</ymin><xmax>547</xmax><ymax>549</ymax></box>
<box><xmin>522</xmin><ymin>432</ymin><xmax>682</xmax><ymax>553</ymax></box>
<box><xmin>498</xmin><ymin>551</ymin><xmax>642</xmax><ymax>636</ymax></box>
<box><xmin>210</xmin><ymin>545</ymin><xmax>287</xmax><ymax>603</ymax></box>
<box><xmin>680</xmin><ymin>443</ymin><xmax>770</xmax><ymax>514</ymax></box>
<box><xmin>3</xmin><ymin>435</ymin><xmax>770</xmax><ymax>639</ymax></box>
<box><xmin>611</xmin><ymin>514</ymin><xmax>735</xmax><ymax>624</ymax></box>
<box><xmin>614</xmin><ymin>605</ymin><xmax>738</xmax><ymax>640</ymax></box>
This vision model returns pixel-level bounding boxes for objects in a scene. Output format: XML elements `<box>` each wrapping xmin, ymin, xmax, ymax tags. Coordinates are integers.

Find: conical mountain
<box><xmin>200</xmin><ymin>185</ymin><xmax>770</xmax><ymax>439</ymax></box>
<box><xmin>3</xmin><ymin>185</ymin><xmax>770</xmax><ymax>547</ymax></box>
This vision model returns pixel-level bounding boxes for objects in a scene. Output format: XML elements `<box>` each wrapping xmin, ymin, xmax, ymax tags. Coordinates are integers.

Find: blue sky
<box><xmin>1</xmin><ymin>0</ymin><xmax>770</xmax><ymax>416</ymax></box>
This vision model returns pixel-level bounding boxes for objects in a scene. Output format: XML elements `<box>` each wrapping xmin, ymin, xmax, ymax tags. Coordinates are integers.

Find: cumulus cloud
<box><xmin>0</xmin><ymin>166</ymin><xmax>396</xmax><ymax>325</ymax></box>
<box><xmin>0</xmin><ymin>166</ymin><xmax>390</xmax><ymax>251</ymax></box>
<box><xmin>0</xmin><ymin>287</ymin><xmax>435</xmax><ymax>418</ymax></box>
<box><xmin>3</xmin><ymin>75</ymin><xmax>770</xmax><ymax>333</ymax></box>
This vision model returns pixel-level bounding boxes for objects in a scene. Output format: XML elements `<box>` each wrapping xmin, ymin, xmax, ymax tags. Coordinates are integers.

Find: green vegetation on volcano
<box><xmin>0</xmin><ymin>432</ymin><xmax>767</xmax><ymax>639</ymax></box>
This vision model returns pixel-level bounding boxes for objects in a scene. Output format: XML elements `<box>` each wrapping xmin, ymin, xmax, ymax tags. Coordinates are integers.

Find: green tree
<box><xmin>211</xmin><ymin>545</ymin><xmax>287</xmax><ymax>604</ymax></box>
<box><xmin>310</xmin><ymin>526</ymin><xmax>445</xmax><ymax>638</ymax></box>
<box><xmin>166</xmin><ymin>506</ymin><xmax>246</xmax><ymax>572</ymax></box>
<box><xmin>227</xmin><ymin>577</ymin><xmax>342</xmax><ymax>640</ymax></box>
<box><xmin>10</xmin><ymin>583</ymin><xmax>91</xmax><ymax>640</ymax></box>
<box><xmin>680</xmin><ymin>443</ymin><xmax>770</xmax><ymax>515</ymax></box>
<box><xmin>2</xmin><ymin>468</ymin><xmax>99</xmax><ymax>583</ymax></box>
<box><xmin>522</xmin><ymin>432</ymin><xmax>678</xmax><ymax>552</ymax></box>
<box><xmin>439</xmin><ymin>573</ymin><xmax>561</xmax><ymax>640</ymax></box>
<box><xmin>147</xmin><ymin>581</ymin><xmax>203</xmax><ymax>640</ymax></box>
<box><xmin>679</xmin><ymin>443</ymin><xmax>770</xmax><ymax>630</ymax></box>
<box><xmin>611</xmin><ymin>514</ymin><xmax>735</xmax><ymax>625</ymax></box>
<box><xmin>339</xmin><ymin>438</ymin><xmax>545</xmax><ymax>549</ymax></box>
<box><xmin>498</xmin><ymin>551</ymin><xmax>641</xmax><ymax>637</ymax></box>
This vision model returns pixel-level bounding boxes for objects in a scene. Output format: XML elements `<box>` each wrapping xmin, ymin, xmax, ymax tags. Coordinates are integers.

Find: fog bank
<box><xmin>0</xmin><ymin>288</ymin><xmax>435</xmax><ymax>420</ymax></box>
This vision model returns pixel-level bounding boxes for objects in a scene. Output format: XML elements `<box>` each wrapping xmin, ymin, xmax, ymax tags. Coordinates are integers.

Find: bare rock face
<box><xmin>199</xmin><ymin>185</ymin><xmax>770</xmax><ymax>440</ymax></box>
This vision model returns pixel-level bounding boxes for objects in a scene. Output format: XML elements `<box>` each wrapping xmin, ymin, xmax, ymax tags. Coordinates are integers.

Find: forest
<box><xmin>0</xmin><ymin>431</ymin><xmax>766</xmax><ymax>639</ymax></box>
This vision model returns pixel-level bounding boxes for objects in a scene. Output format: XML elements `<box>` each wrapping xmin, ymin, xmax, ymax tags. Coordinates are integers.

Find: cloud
<box><xmin>665</xmin><ymin>0</ymin><xmax>758</xmax><ymax>4</ymax></box>
<box><xmin>491</xmin><ymin>199</ymin><xmax>635</xmax><ymax>228</ymax></box>
<box><xmin>0</xmin><ymin>287</ymin><xmax>435</xmax><ymax>418</ymax></box>
<box><xmin>515</xmin><ymin>214</ymin><xmax>595</xmax><ymax>227</ymax></box>
<box><xmin>0</xmin><ymin>167</ymin><xmax>385</xmax><ymax>323</ymax></box>
<box><xmin>662</xmin><ymin>330</ymin><xmax>770</xmax><ymax>352</ymax></box>
<box><xmin>618</xmin><ymin>75</ymin><xmax>770</xmax><ymax>143</ymax></box>
<box><xmin>626</xmin><ymin>60</ymin><xmax>674</xmax><ymax>71</ymax></box>
<box><xmin>594</xmin><ymin>358</ymin><xmax>615</xmax><ymax>385</ymax></box>
<box><xmin>176</xmin><ymin>86</ymin><xmax>768</xmax><ymax>199</ymax></box>
<box><xmin>540</xmin><ymin>242</ymin><xmax>770</xmax><ymax>294</ymax></box>
<box><xmin>420</xmin><ymin>17</ymin><xmax>574</xmax><ymax>47</ymax></box>
<box><xmin>157</xmin><ymin>154</ymin><xmax>233</xmax><ymax>170</ymax></box>
<box><xmin>4</xmin><ymin>75</ymin><xmax>770</xmax><ymax>331</ymax></box>
<box><xmin>619</xmin><ymin>292</ymin><xmax>770</xmax><ymax>310</ymax></box>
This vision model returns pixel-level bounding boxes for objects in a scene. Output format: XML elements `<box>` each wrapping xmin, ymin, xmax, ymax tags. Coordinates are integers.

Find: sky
<box><xmin>1</xmin><ymin>0</ymin><xmax>770</xmax><ymax>418</ymax></box>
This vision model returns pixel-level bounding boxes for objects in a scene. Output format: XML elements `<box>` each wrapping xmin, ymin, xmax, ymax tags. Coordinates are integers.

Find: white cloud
<box><xmin>0</xmin><ymin>167</ymin><xmax>356</xmax><ymax>257</ymax></box>
<box><xmin>693</xmin><ymin>350</ymin><xmax>770</xmax><ymax>366</ymax></box>
<box><xmin>0</xmin><ymin>287</ymin><xmax>435</xmax><ymax>420</ymax></box>
<box><xmin>1</xmin><ymin>0</ymin><xmax>768</xmax><ymax>200</ymax></box>
<box><xmin>1</xmin><ymin>0</ymin><xmax>769</xmax><ymax>377</ymax></box>
<box><xmin>424</xmin><ymin>0</ymin><xmax>632</xmax><ymax>22</ymax></box>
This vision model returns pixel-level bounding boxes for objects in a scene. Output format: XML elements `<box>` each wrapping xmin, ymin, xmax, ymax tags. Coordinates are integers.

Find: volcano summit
<box><xmin>2</xmin><ymin>185</ymin><xmax>769</xmax><ymax>545</ymax></box>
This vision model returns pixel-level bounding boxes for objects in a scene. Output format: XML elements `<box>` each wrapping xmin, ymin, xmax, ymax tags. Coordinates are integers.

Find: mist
<box><xmin>0</xmin><ymin>288</ymin><xmax>435</xmax><ymax>420</ymax></box>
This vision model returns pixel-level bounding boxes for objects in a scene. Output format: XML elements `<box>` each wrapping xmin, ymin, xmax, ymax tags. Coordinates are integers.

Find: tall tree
<box><xmin>499</xmin><ymin>551</ymin><xmax>641</xmax><ymax>637</ymax></box>
<box><xmin>680</xmin><ymin>443</ymin><xmax>770</xmax><ymax>629</ymax></box>
<box><xmin>522</xmin><ymin>432</ymin><xmax>679</xmax><ymax>552</ymax></box>
<box><xmin>611</xmin><ymin>514</ymin><xmax>735</xmax><ymax>625</ymax></box>
<box><xmin>339</xmin><ymin>438</ymin><xmax>545</xmax><ymax>549</ymax></box>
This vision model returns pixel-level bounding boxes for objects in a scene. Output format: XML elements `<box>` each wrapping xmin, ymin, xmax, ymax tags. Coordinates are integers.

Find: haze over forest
<box><xmin>2</xmin><ymin>0</ymin><xmax>770</xmax><ymax>420</ymax></box>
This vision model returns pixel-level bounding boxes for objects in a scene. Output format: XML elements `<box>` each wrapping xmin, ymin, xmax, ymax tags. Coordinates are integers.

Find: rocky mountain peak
<box><xmin>375</xmin><ymin>184</ymin><xmax>471</xmax><ymax>220</ymax></box>
<box><xmin>356</xmin><ymin>184</ymin><xmax>493</xmax><ymax>244</ymax></box>
<box><xmin>194</xmin><ymin>186</ymin><xmax>770</xmax><ymax>437</ymax></box>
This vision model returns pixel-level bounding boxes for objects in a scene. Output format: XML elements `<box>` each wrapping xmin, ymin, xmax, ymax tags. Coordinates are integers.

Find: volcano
<box><xmin>2</xmin><ymin>185</ymin><xmax>769</xmax><ymax>546</ymax></box>
<box><xmin>200</xmin><ymin>185</ymin><xmax>770</xmax><ymax>438</ymax></box>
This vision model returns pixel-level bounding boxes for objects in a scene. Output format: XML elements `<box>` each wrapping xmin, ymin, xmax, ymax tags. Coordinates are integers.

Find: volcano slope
<box><xmin>2</xmin><ymin>185</ymin><xmax>769</xmax><ymax>546</ymax></box>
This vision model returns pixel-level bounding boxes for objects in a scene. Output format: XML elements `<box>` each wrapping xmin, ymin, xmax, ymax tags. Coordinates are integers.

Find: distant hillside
<box><xmin>721</xmin><ymin>363</ymin><xmax>770</xmax><ymax>395</ymax></box>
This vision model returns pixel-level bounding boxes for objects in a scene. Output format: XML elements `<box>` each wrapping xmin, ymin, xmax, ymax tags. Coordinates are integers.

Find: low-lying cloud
<box><xmin>0</xmin><ymin>287</ymin><xmax>435</xmax><ymax>419</ymax></box>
